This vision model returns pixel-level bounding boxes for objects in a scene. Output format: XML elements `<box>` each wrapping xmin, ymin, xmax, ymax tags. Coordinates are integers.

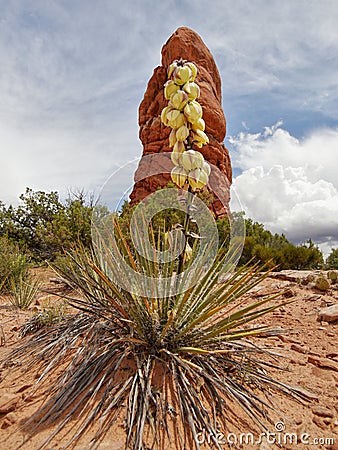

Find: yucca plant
<box><xmin>8</xmin><ymin>273</ymin><xmax>41</xmax><ymax>309</ymax></box>
<box><xmin>0</xmin><ymin>217</ymin><xmax>307</xmax><ymax>450</ymax></box>
<box><xmin>1</xmin><ymin>58</ymin><xmax>307</xmax><ymax>450</ymax></box>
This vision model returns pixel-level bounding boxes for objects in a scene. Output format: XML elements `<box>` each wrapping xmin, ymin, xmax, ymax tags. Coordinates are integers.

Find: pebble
<box><xmin>308</xmin><ymin>355</ymin><xmax>338</xmax><ymax>372</ymax></box>
<box><xmin>0</xmin><ymin>393</ymin><xmax>19</xmax><ymax>414</ymax></box>
<box><xmin>312</xmin><ymin>406</ymin><xmax>334</xmax><ymax>418</ymax></box>
<box><xmin>291</xmin><ymin>343</ymin><xmax>308</xmax><ymax>354</ymax></box>
<box><xmin>318</xmin><ymin>304</ymin><xmax>338</xmax><ymax>323</ymax></box>
<box><xmin>278</xmin><ymin>335</ymin><xmax>300</xmax><ymax>344</ymax></box>
<box><xmin>312</xmin><ymin>415</ymin><xmax>327</xmax><ymax>429</ymax></box>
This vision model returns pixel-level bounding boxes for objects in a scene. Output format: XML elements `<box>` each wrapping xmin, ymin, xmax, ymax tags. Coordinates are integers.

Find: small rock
<box><xmin>305</xmin><ymin>294</ymin><xmax>322</xmax><ymax>301</ymax></box>
<box><xmin>323</xmin><ymin>417</ymin><xmax>332</xmax><ymax>425</ymax></box>
<box><xmin>5</xmin><ymin>412</ymin><xmax>17</xmax><ymax>424</ymax></box>
<box><xmin>308</xmin><ymin>355</ymin><xmax>338</xmax><ymax>372</ymax></box>
<box><xmin>1</xmin><ymin>418</ymin><xmax>12</xmax><ymax>429</ymax></box>
<box><xmin>283</xmin><ymin>288</ymin><xmax>295</xmax><ymax>298</ymax></box>
<box><xmin>312</xmin><ymin>406</ymin><xmax>334</xmax><ymax>418</ymax></box>
<box><xmin>0</xmin><ymin>393</ymin><xmax>19</xmax><ymax>414</ymax></box>
<box><xmin>278</xmin><ymin>335</ymin><xmax>300</xmax><ymax>344</ymax></box>
<box><xmin>295</xmin><ymin>418</ymin><xmax>303</xmax><ymax>425</ymax></box>
<box><xmin>291</xmin><ymin>344</ymin><xmax>308</xmax><ymax>354</ymax></box>
<box><xmin>312</xmin><ymin>415</ymin><xmax>327</xmax><ymax>429</ymax></box>
<box><xmin>318</xmin><ymin>304</ymin><xmax>338</xmax><ymax>323</ymax></box>
<box><xmin>306</xmin><ymin>274</ymin><xmax>316</xmax><ymax>283</ymax></box>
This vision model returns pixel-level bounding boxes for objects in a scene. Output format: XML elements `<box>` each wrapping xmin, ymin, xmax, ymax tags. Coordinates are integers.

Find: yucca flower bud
<box><xmin>185</xmin><ymin>62</ymin><xmax>197</xmax><ymax>82</ymax></box>
<box><xmin>181</xmin><ymin>149</ymin><xmax>204</xmax><ymax>171</ymax></box>
<box><xmin>166</xmin><ymin>109</ymin><xmax>186</xmax><ymax>129</ymax></box>
<box><xmin>161</xmin><ymin>106</ymin><xmax>172</xmax><ymax>126</ymax></box>
<box><xmin>192</xmin><ymin>129</ymin><xmax>209</xmax><ymax>148</ymax></box>
<box><xmin>173</xmin><ymin>65</ymin><xmax>192</xmax><ymax>86</ymax></box>
<box><xmin>188</xmin><ymin>167</ymin><xmax>209</xmax><ymax>190</ymax></box>
<box><xmin>202</xmin><ymin>161</ymin><xmax>211</xmax><ymax>176</ymax></box>
<box><xmin>176</xmin><ymin>125</ymin><xmax>190</xmax><ymax>142</ymax></box>
<box><xmin>171</xmin><ymin>149</ymin><xmax>183</xmax><ymax>166</ymax></box>
<box><xmin>168</xmin><ymin>61</ymin><xmax>178</xmax><ymax>79</ymax></box>
<box><xmin>169</xmin><ymin>129</ymin><xmax>177</xmax><ymax>147</ymax></box>
<box><xmin>169</xmin><ymin>90</ymin><xmax>189</xmax><ymax>110</ymax></box>
<box><xmin>164</xmin><ymin>80</ymin><xmax>180</xmax><ymax>100</ymax></box>
<box><xmin>183</xmin><ymin>82</ymin><xmax>200</xmax><ymax>101</ymax></box>
<box><xmin>191</xmin><ymin>118</ymin><xmax>205</xmax><ymax>131</ymax></box>
<box><xmin>183</xmin><ymin>241</ymin><xmax>193</xmax><ymax>262</ymax></box>
<box><xmin>184</xmin><ymin>101</ymin><xmax>203</xmax><ymax>124</ymax></box>
<box><xmin>171</xmin><ymin>165</ymin><xmax>188</xmax><ymax>188</ymax></box>
<box><xmin>173</xmin><ymin>140</ymin><xmax>185</xmax><ymax>153</ymax></box>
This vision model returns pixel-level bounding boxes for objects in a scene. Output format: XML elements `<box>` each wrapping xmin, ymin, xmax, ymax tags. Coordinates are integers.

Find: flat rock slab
<box><xmin>318</xmin><ymin>304</ymin><xmax>338</xmax><ymax>323</ymax></box>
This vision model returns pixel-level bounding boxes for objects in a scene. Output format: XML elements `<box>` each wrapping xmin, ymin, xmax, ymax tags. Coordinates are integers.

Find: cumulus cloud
<box><xmin>230</xmin><ymin>124</ymin><xmax>338</xmax><ymax>255</ymax></box>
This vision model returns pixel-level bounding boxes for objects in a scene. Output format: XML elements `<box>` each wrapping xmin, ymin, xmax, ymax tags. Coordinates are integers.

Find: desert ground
<box><xmin>0</xmin><ymin>269</ymin><xmax>337</xmax><ymax>450</ymax></box>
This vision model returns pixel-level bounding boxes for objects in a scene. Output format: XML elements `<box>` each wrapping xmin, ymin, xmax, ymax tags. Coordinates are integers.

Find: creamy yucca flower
<box><xmin>164</xmin><ymin>80</ymin><xmax>180</xmax><ymax>100</ymax></box>
<box><xmin>169</xmin><ymin>90</ymin><xmax>189</xmax><ymax>110</ymax></box>
<box><xmin>183</xmin><ymin>241</ymin><xmax>193</xmax><ymax>262</ymax></box>
<box><xmin>173</xmin><ymin>65</ymin><xmax>192</xmax><ymax>85</ymax></box>
<box><xmin>183</xmin><ymin>82</ymin><xmax>200</xmax><ymax>101</ymax></box>
<box><xmin>166</xmin><ymin>110</ymin><xmax>186</xmax><ymax>129</ymax></box>
<box><xmin>184</xmin><ymin>101</ymin><xmax>203</xmax><ymax>124</ymax></box>
<box><xmin>171</xmin><ymin>149</ymin><xmax>183</xmax><ymax>166</ymax></box>
<box><xmin>171</xmin><ymin>166</ymin><xmax>188</xmax><ymax>188</ymax></box>
<box><xmin>188</xmin><ymin>167</ymin><xmax>209</xmax><ymax>190</ymax></box>
<box><xmin>169</xmin><ymin>129</ymin><xmax>177</xmax><ymax>147</ymax></box>
<box><xmin>192</xmin><ymin>129</ymin><xmax>209</xmax><ymax>148</ymax></box>
<box><xmin>176</xmin><ymin>125</ymin><xmax>190</xmax><ymax>142</ymax></box>
<box><xmin>181</xmin><ymin>149</ymin><xmax>204</xmax><ymax>171</ymax></box>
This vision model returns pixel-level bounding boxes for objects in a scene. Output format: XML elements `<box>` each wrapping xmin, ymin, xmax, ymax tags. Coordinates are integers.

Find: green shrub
<box><xmin>8</xmin><ymin>273</ymin><xmax>41</xmax><ymax>309</ymax></box>
<box><xmin>0</xmin><ymin>235</ymin><xmax>29</xmax><ymax>293</ymax></box>
<box><xmin>327</xmin><ymin>248</ymin><xmax>338</xmax><ymax>269</ymax></box>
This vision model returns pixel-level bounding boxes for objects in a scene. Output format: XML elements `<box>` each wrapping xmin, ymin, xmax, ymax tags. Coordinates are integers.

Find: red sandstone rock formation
<box><xmin>129</xmin><ymin>27</ymin><xmax>232</xmax><ymax>217</ymax></box>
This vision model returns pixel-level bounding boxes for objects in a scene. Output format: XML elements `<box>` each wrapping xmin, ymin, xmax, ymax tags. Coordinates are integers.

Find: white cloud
<box><xmin>230</xmin><ymin>124</ymin><xmax>338</xmax><ymax>254</ymax></box>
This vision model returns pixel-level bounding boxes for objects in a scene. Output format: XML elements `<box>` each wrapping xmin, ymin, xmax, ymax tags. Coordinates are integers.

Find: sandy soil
<box><xmin>0</xmin><ymin>269</ymin><xmax>337</xmax><ymax>449</ymax></box>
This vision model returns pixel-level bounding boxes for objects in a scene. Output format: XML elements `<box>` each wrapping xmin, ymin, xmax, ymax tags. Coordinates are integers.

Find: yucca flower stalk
<box><xmin>161</xmin><ymin>59</ymin><xmax>212</xmax><ymax>274</ymax></box>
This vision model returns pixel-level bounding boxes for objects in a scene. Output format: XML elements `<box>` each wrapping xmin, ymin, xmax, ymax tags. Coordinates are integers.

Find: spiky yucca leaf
<box><xmin>1</xmin><ymin>219</ymin><xmax>306</xmax><ymax>450</ymax></box>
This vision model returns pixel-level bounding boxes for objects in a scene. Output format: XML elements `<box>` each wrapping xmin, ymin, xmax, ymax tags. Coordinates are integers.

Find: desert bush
<box><xmin>327</xmin><ymin>248</ymin><xmax>338</xmax><ymax>269</ymax></box>
<box><xmin>0</xmin><ymin>235</ymin><xmax>29</xmax><ymax>293</ymax></box>
<box><xmin>0</xmin><ymin>188</ymin><xmax>99</xmax><ymax>261</ymax></box>
<box><xmin>8</xmin><ymin>273</ymin><xmax>42</xmax><ymax>309</ymax></box>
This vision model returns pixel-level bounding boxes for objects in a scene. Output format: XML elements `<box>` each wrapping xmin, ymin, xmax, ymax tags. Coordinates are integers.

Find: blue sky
<box><xmin>1</xmin><ymin>0</ymin><xmax>338</xmax><ymax>255</ymax></box>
